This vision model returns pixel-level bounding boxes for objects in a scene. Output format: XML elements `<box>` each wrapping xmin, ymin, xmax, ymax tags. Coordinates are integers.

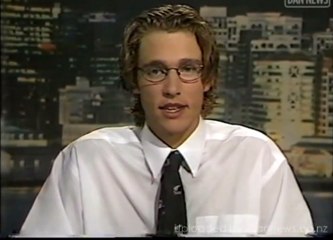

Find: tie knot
<box><xmin>164</xmin><ymin>150</ymin><xmax>183</xmax><ymax>171</ymax></box>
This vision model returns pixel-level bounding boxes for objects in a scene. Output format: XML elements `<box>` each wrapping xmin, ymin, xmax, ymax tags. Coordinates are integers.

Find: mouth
<box><xmin>158</xmin><ymin>103</ymin><xmax>188</xmax><ymax>117</ymax></box>
<box><xmin>159</xmin><ymin>103</ymin><xmax>187</xmax><ymax>111</ymax></box>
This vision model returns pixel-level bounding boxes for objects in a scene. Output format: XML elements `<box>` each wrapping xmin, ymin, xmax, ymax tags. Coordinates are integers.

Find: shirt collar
<box><xmin>140</xmin><ymin>117</ymin><xmax>206</xmax><ymax>180</ymax></box>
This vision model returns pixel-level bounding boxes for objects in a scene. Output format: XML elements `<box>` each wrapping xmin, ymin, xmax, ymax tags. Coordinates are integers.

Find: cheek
<box><xmin>139</xmin><ymin>88</ymin><xmax>158</xmax><ymax>111</ymax></box>
<box><xmin>187</xmin><ymin>85</ymin><xmax>205</xmax><ymax>105</ymax></box>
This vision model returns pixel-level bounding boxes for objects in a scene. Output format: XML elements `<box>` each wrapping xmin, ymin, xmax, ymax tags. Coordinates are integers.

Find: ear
<box><xmin>133</xmin><ymin>88</ymin><xmax>140</xmax><ymax>94</ymax></box>
<box><xmin>203</xmin><ymin>82</ymin><xmax>211</xmax><ymax>92</ymax></box>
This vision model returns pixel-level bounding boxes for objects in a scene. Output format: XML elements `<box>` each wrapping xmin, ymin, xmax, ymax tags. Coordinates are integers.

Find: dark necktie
<box><xmin>156</xmin><ymin>150</ymin><xmax>188</xmax><ymax>235</ymax></box>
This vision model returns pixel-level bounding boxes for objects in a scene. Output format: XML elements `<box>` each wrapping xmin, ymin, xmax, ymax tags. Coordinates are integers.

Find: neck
<box><xmin>161</xmin><ymin>132</ymin><xmax>190</xmax><ymax>149</ymax></box>
<box><xmin>148</xmin><ymin>118</ymin><xmax>201</xmax><ymax>149</ymax></box>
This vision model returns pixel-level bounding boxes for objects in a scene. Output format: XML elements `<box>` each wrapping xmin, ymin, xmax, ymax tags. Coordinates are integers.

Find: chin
<box><xmin>160</xmin><ymin>119</ymin><xmax>193</xmax><ymax>136</ymax></box>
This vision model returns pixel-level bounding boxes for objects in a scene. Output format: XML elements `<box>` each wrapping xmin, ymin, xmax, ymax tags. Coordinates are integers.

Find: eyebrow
<box><xmin>140</xmin><ymin>58</ymin><xmax>202</xmax><ymax>68</ymax></box>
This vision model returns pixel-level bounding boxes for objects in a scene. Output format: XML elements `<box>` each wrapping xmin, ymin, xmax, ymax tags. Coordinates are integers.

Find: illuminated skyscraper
<box><xmin>316</xmin><ymin>51</ymin><xmax>333</xmax><ymax>138</ymax></box>
<box><xmin>1</xmin><ymin>0</ymin><xmax>62</xmax><ymax>140</ymax></box>
<box><xmin>250</xmin><ymin>53</ymin><xmax>316</xmax><ymax>150</ymax></box>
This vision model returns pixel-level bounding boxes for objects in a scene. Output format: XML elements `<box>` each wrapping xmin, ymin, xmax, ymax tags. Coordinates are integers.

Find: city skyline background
<box><xmin>1</xmin><ymin>0</ymin><xmax>332</xmax><ymax>237</ymax></box>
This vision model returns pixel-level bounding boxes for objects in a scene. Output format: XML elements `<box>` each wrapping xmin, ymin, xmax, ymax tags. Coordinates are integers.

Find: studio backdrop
<box><xmin>1</xmin><ymin>0</ymin><xmax>332</xmax><ymax>236</ymax></box>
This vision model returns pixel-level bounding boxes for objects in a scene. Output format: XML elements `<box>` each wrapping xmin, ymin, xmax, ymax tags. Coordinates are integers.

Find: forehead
<box><xmin>138</xmin><ymin>30</ymin><xmax>202</xmax><ymax>66</ymax></box>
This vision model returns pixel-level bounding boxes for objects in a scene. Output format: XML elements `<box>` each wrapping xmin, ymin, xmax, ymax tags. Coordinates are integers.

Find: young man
<box><xmin>19</xmin><ymin>4</ymin><xmax>314</xmax><ymax>237</ymax></box>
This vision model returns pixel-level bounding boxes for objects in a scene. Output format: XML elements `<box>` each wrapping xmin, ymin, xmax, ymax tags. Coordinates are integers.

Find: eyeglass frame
<box><xmin>136</xmin><ymin>64</ymin><xmax>204</xmax><ymax>83</ymax></box>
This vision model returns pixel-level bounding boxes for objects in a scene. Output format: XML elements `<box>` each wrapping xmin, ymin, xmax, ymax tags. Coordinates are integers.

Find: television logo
<box><xmin>284</xmin><ymin>0</ymin><xmax>331</xmax><ymax>8</ymax></box>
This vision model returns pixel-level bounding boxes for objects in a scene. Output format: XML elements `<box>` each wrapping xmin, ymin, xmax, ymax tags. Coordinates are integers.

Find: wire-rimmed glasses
<box><xmin>137</xmin><ymin>64</ymin><xmax>204</xmax><ymax>83</ymax></box>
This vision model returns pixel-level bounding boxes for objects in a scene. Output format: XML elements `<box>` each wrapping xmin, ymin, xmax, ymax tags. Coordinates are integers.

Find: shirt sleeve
<box><xmin>259</xmin><ymin>142</ymin><xmax>315</xmax><ymax>237</ymax></box>
<box><xmin>18</xmin><ymin>144</ymin><xmax>84</xmax><ymax>237</ymax></box>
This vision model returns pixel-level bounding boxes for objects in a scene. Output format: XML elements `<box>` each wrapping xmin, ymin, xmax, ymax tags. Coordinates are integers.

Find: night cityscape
<box><xmin>1</xmin><ymin>0</ymin><xmax>332</xmax><ymax>237</ymax></box>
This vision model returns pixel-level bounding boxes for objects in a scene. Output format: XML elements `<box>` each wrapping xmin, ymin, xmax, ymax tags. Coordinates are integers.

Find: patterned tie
<box><xmin>156</xmin><ymin>150</ymin><xmax>188</xmax><ymax>235</ymax></box>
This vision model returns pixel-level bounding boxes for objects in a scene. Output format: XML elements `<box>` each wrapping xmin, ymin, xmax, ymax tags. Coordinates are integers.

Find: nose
<box><xmin>162</xmin><ymin>69</ymin><xmax>181</xmax><ymax>97</ymax></box>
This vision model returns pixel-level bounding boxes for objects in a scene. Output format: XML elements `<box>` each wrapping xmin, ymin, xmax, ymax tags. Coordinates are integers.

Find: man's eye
<box><xmin>180</xmin><ymin>65</ymin><xmax>199</xmax><ymax>73</ymax></box>
<box><xmin>146</xmin><ymin>68</ymin><xmax>165</xmax><ymax>76</ymax></box>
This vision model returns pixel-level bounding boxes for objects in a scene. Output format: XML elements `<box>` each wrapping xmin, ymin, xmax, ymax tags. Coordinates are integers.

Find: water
<box><xmin>1</xmin><ymin>187</ymin><xmax>41</xmax><ymax>237</ymax></box>
<box><xmin>1</xmin><ymin>187</ymin><xmax>332</xmax><ymax>237</ymax></box>
<box><xmin>303</xmin><ymin>191</ymin><xmax>333</xmax><ymax>234</ymax></box>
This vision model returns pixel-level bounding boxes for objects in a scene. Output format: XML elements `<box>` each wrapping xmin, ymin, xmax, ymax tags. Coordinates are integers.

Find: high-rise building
<box><xmin>199</xmin><ymin>6</ymin><xmax>229</xmax><ymax>122</ymax></box>
<box><xmin>80</xmin><ymin>11</ymin><xmax>120</xmax><ymax>87</ymax></box>
<box><xmin>1</xmin><ymin>0</ymin><xmax>62</xmax><ymax>140</ymax></box>
<box><xmin>316</xmin><ymin>52</ymin><xmax>333</xmax><ymax>138</ymax></box>
<box><xmin>227</xmin><ymin>12</ymin><xmax>302</xmax><ymax>52</ymax></box>
<box><xmin>59</xmin><ymin>76</ymin><xmax>132</xmax><ymax>145</ymax></box>
<box><xmin>199</xmin><ymin>6</ymin><xmax>228</xmax><ymax>50</ymax></box>
<box><xmin>59</xmin><ymin>76</ymin><xmax>106</xmax><ymax>125</ymax></box>
<box><xmin>312</xmin><ymin>30</ymin><xmax>333</xmax><ymax>55</ymax></box>
<box><xmin>200</xmin><ymin>8</ymin><xmax>303</xmax><ymax>126</ymax></box>
<box><xmin>227</xmin><ymin>13</ymin><xmax>302</xmax><ymax>88</ymax></box>
<box><xmin>207</xmin><ymin>53</ymin><xmax>227</xmax><ymax>121</ymax></box>
<box><xmin>250</xmin><ymin>53</ymin><xmax>316</xmax><ymax>150</ymax></box>
<box><xmin>54</xmin><ymin>8</ymin><xmax>120</xmax><ymax>87</ymax></box>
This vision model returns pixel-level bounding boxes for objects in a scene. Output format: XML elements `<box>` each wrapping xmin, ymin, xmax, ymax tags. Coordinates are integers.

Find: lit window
<box><xmin>34</xmin><ymin>159</ymin><xmax>40</xmax><ymax>168</ymax></box>
<box><xmin>10</xmin><ymin>160</ymin><xmax>14</xmax><ymax>169</ymax></box>
<box><xmin>19</xmin><ymin>160</ymin><xmax>25</xmax><ymax>168</ymax></box>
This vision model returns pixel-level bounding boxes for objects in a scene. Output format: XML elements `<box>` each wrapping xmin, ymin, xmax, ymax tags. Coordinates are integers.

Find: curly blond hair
<box><xmin>120</xmin><ymin>4</ymin><xmax>219</xmax><ymax>126</ymax></box>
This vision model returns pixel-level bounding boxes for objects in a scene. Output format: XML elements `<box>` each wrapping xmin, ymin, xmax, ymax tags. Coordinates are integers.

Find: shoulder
<box><xmin>75</xmin><ymin>125</ymin><xmax>139</xmax><ymax>144</ymax></box>
<box><xmin>204</xmin><ymin>119</ymin><xmax>271</xmax><ymax>142</ymax></box>
<box><xmin>61</xmin><ymin>125</ymin><xmax>140</xmax><ymax>154</ymax></box>
<box><xmin>55</xmin><ymin>125</ymin><xmax>140</xmax><ymax>165</ymax></box>
<box><xmin>204</xmin><ymin>119</ymin><xmax>285</xmax><ymax>162</ymax></box>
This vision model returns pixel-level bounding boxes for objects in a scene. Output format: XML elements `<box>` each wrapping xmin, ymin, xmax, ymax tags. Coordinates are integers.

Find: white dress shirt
<box><xmin>19</xmin><ymin>118</ymin><xmax>314</xmax><ymax>237</ymax></box>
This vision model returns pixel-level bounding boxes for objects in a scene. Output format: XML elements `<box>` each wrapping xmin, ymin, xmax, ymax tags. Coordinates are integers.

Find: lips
<box><xmin>159</xmin><ymin>103</ymin><xmax>187</xmax><ymax>110</ymax></box>
<box><xmin>158</xmin><ymin>103</ymin><xmax>188</xmax><ymax>118</ymax></box>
